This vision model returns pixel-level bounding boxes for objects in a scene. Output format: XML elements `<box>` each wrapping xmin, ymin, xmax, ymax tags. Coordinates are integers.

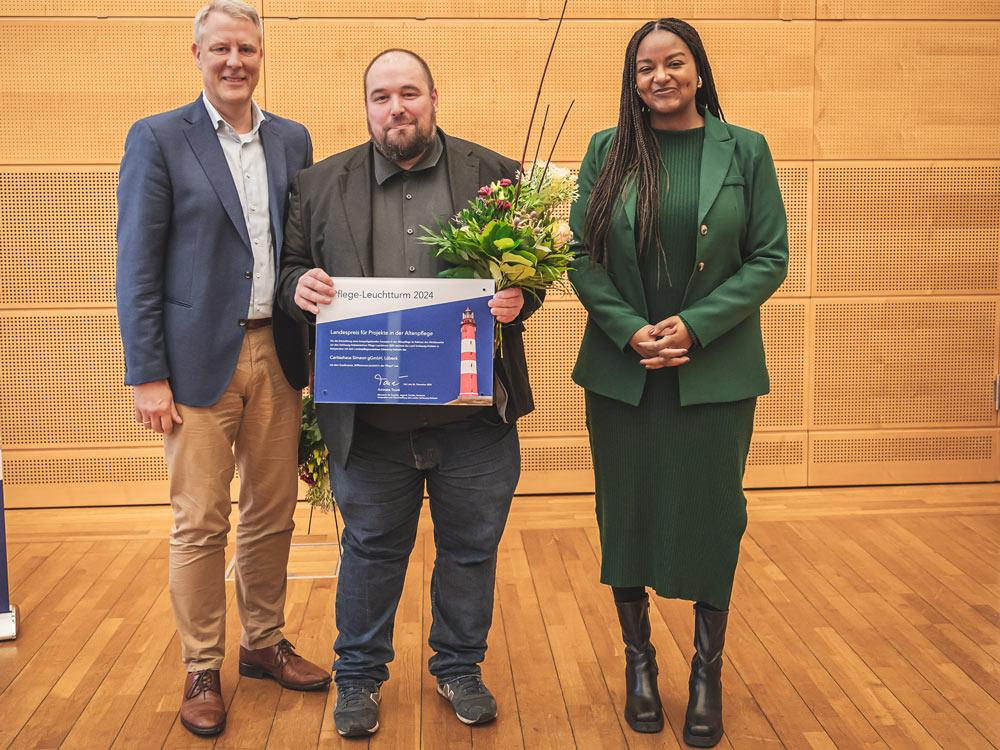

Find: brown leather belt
<box><xmin>244</xmin><ymin>317</ymin><xmax>272</xmax><ymax>330</ymax></box>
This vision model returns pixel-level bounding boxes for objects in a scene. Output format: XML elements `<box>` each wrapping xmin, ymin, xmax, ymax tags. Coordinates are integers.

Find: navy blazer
<box><xmin>116</xmin><ymin>97</ymin><xmax>313</xmax><ymax>407</ymax></box>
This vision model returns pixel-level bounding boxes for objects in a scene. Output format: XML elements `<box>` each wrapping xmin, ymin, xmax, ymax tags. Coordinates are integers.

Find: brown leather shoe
<box><xmin>179</xmin><ymin>669</ymin><xmax>226</xmax><ymax>736</ymax></box>
<box><xmin>239</xmin><ymin>639</ymin><xmax>332</xmax><ymax>691</ymax></box>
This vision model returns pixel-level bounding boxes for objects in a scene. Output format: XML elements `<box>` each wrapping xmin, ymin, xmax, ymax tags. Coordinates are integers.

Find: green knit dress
<box><xmin>585</xmin><ymin>126</ymin><xmax>756</xmax><ymax>609</ymax></box>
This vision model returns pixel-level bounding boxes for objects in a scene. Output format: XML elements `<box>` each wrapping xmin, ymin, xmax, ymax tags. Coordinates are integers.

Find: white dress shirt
<box><xmin>202</xmin><ymin>93</ymin><xmax>274</xmax><ymax>319</ymax></box>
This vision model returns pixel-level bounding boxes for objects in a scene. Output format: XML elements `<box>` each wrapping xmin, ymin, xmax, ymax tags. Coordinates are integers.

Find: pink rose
<box><xmin>478</xmin><ymin>186</ymin><xmax>493</xmax><ymax>197</ymax></box>
<box><xmin>499</xmin><ymin>178</ymin><xmax>513</xmax><ymax>187</ymax></box>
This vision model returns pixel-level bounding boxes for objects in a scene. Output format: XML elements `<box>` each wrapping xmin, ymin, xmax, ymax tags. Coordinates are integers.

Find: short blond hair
<box><xmin>193</xmin><ymin>0</ymin><xmax>263</xmax><ymax>45</ymax></box>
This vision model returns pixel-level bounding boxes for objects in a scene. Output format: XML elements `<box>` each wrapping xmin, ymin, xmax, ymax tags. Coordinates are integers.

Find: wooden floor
<box><xmin>1</xmin><ymin>483</ymin><xmax>998</xmax><ymax>749</ymax></box>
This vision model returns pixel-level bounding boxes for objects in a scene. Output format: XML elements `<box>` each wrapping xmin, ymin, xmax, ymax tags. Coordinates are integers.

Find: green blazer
<box><xmin>569</xmin><ymin>111</ymin><xmax>788</xmax><ymax>407</ymax></box>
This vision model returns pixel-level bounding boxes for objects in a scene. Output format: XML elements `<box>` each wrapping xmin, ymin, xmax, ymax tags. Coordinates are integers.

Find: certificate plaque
<box><xmin>314</xmin><ymin>277</ymin><xmax>495</xmax><ymax>406</ymax></box>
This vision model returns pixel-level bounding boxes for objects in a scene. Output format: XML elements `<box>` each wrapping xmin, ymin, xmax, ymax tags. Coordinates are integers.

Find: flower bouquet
<box><xmin>298</xmin><ymin>393</ymin><xmax>334</xmax><ymax>513</ymax></box>
<box><xmin>419</xmin><ymin>0</ymin><xmax>576</xmax><ymax>349</ymax></box>
<box><xmin>418</xmin><ymin>162</ymin><xmax>578</xmax><ymax>296</ymax></box>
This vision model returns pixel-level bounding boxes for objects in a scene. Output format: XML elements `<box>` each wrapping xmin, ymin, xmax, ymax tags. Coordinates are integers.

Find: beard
<box><xmin>371</xmin><ymin>115</ymin><xmax>437</xmax><ymax>164</ymax></box>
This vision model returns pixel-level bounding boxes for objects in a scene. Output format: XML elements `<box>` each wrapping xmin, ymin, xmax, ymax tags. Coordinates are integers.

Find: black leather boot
<box><xmin>684</xmin><ymin>603</ymin><xmax>728</xmax><ymax>747</ymax></box>
<box><xmin>614</xmin><ymin>594</ymin><xmax>664</xmax><ymax>733</ymax></box>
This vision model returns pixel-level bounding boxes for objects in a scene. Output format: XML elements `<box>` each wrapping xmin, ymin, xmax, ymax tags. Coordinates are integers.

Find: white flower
<box><xmin>552</xmin><ymin>221</ymin><xmax>572</xmax><ymax>249</ymax></box>
<box><xmin>546</xmin><ymin>164</ymin><xmax>572</xmax><ymax>181</ymax></box>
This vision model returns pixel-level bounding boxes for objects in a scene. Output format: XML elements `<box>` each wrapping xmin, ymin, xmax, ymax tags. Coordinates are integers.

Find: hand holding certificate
<box><xmin>314</xmin><ymin>278</ymin><xmax>495</xmax><ymax>406</ymax></box>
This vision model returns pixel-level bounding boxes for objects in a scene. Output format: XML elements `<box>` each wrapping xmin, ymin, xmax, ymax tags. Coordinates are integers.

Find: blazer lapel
<box><xmin>612</xmin><ymin>178</ymin><xmax>648</xmax><ymax>317</ymax></box>
<box><xmin>339</xmin><ymin>148</ymin><xmax>374</xmax><ymax>276</ymax></box>
<box><xmin>182</xmin><ymin>99</ymin><xmax>252</xmax><ymax>251</ymax></box>
<box><xmin>622</xmin><ymin>177</ymin><xmax>638</xmax><ymax>233</ymax></box>
<box><xmin>444</xmin><ymin>133</ymin><xmax>480</xmax><ymax>213</ymax></box>
<box><xmin>618</xmin><ymin>111</ymin><xmax>733</xmax><ymax>242</ymax></box>
<box><xmin>259</xmin><ymin>118</ymin><xmax>288</xmax><ymax>260</ymax></box>
<box><xmin>698</xmin><ymin>112</ymin><xmax>736</xmax><ymax>226</ymax></box>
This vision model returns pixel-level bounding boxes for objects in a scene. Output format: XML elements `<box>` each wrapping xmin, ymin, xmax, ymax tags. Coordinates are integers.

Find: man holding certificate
<box><xmin>277</xmin><ymin>49</ymin><xmax>539</xmax><ymax>737</ymax></box>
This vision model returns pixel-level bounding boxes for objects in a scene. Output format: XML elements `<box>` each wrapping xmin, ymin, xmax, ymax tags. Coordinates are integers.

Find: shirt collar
<box><xmin>372</xmin><ymin>129</ymin><xmax>444</xmax><ymax>186</ymax></box>
<box><xmin>201</xmin><ymin>92</ymin><xmax>266</xmax><ymax>139</ymax></box>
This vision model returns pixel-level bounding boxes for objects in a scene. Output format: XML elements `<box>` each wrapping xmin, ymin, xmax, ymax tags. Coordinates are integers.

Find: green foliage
<box><xmin>418</xmin><ymin>164</ymin><xmax>578</xmax><ymax>295</ymax></box>
<box><xmin>298</xmin><ymin>393</ymin><xmax>335</xmax><ymax>513</ymax></box>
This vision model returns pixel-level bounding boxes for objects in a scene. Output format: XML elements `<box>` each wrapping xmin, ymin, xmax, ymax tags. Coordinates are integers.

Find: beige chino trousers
<box><xmin>164</xmin><ymin>327</ymin><xmax>302</xmax><ymax>671</ymax></box>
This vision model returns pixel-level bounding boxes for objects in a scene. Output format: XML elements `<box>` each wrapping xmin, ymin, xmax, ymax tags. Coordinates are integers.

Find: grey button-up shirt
<box><xmin>202</xmin><ymin>93</ymin><xmax>274</xmax><ymax>319</ymax></box>
<box><xmin>371</xmin><ymin>132</ymin><xmax>451</xmax><ymax>279</ymax></box>
<box><xmin>359</xmin><ymin>132</ymin><xmax>487</xmax><ymax>431</ymax></box>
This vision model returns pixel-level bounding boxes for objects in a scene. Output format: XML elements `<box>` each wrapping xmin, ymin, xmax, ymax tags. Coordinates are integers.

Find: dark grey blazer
<box><xmin>277</xmin><ymin>131</ymin><xmax>540</xmax><ymax>467</ymax></box>
<box><xmin>116</xmin><ymin>97</ymin><xmax>313</xmax><ymax>406</ymax></box>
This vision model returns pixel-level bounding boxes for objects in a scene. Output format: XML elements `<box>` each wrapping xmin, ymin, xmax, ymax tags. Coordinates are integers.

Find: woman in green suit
<box><xmin>569</xmin><ymin>18</ymin><xmax>787</xmax><ymax>747</ymax></box>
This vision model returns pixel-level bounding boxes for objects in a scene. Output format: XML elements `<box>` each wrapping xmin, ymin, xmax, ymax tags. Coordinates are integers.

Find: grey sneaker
<box><xmin>437</xmin><ymin>674</ymin><xmax>497</xmax><ymax>725</ymax></box>
<box><xmin>334</xmin><ymin>683</ymin><xmax>381</xmax><ymax>737</ymax></box>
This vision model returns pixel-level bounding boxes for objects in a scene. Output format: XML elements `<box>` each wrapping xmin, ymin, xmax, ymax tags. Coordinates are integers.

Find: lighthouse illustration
<box><xmin>458</xmin><ymin>307</ymin><xmax>479</xmax><ymax>399</ymax></box>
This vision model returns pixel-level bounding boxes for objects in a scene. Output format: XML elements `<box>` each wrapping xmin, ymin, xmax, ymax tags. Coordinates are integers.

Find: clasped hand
<box><xmin>629</xmin><ymin>315</ymin><xmax>693</xmax><ymax>369</ymax></box>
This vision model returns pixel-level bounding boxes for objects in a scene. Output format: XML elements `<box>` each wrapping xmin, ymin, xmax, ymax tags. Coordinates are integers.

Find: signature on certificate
<box><xmin>374</xmin><ymin>373</ymin><xmax>409</xmax><ymax>388</ymax></box>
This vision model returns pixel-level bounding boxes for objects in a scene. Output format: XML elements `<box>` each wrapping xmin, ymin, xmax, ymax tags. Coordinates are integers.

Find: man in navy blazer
<box><xmin>115</xmin><ymin>0</ymin><xmax>330</xmax><ymax>736</ymax></box>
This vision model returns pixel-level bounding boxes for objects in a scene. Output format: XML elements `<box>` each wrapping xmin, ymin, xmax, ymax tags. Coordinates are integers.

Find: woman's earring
<box><xmin>697</xmin><ymin>76</ymin><xmax>703</xmax><ymax>88</ymax></box>
<box><xmin>636</xmin><ymin>87</ymin><xmax>649</xmax><ymax>111</ymax></box>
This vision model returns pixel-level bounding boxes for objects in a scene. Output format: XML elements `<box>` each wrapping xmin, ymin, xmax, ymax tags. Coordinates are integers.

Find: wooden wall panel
<box><xmin>0</xmin><ymin>448</ymin><xmax>169</xmax><ymax>508</ymax></box>
<box><xmin>3</xmin><ymin>0</ymin><xmax>207</xmax><ymax>15</ymax></box>
<box><xmin>264</xmin><ymin>20</ymin><xmax>813</xmax><ymax>163</ymax></box>
<box><xmin>2</xmin><ymin>448</ymin><xmax>167</xmax><ymax>485</ymax></box>
<box><xmin>540</xmin><ymin>0</ymin><xmax>815</xmax><ymax>18</ymax></box>
<box><xmin>746</xmin><ymin>432</ymin><xmax>808</xmax><ymax>487</ymax></box>
<box><xmin>0</xmin><ymin>0</ymin><xmax>37</xmax><ymax>14</ymax></box>
<box><xmin>0</xmin><ymin>21</ymin><xmax>219</xmax><ymax>164</ymax></box>
<box><xmin>811</xmin><ymin>298</ymin><xmax>998</xmax><ymax>429</ymax></box>
<box><xmin>520</xmin><ymin>300</ymin><xmax>586</xmax><ymax>437</ymax></box>
<box><xmin>520</xmin><ymin>298</ymin><xmax>809</xmax><ymax>438</ymax></box>
<box><xmin>808</xmin><ymin>429</ymin><xmax>999</xmax><ymax>485</ymax></box>
<box><xmin>261</xmin><ymin>0</ymin><xmax>815</xmax><ymax>20</ymax></box>
<box><xmin>815</xmin><ymin>163</ymin><xmax>1000</xmax><ymax>296</ymax></box>
<box><xmin>265</xmin><ymin>0</ymin><xmax>542</xmax><ymax>17</ymax></box>
<box><xmin>0</xmin><ymin>311</ymin><xmax>157</xmax><ymax>448</ymax></box>
<box><xmin>815</xmin><ymin>22</ymin><xmax>1000</xmax><ymax>159</ymax></box>
<box><xmin>516</xmin><ymin>432</ymin><xmax>809</xmax><ymax>494</ymax></box>
<box><xmin>0</xmin><ymin>0</ymin><xmax>822</xmax><ymax>17</ymax></box>
<box><xmin>531</xmin><ymin>162</ymin><xmax>810</xmax><ymax>299</ymax></box>
<box><xmin>3</xmin><ymin>428</ymin><xmax>806</xmax><ymax>505</ymax></box>
<box><xmin>0</xmin><ymin>167</ymin><xmax>118</xmax><ymax>309</ymax></box>
<box><xmin>757</xmin><ymin>300</ymin><xmax>808</xmax><ymax>431</ymax></box>
<box><xmin>2</xmin><ymin>11</ymin><xmax>998</xmax><ymax>503</ymax></box>
<box><xmin>819</xmin><ymin>0</ymin><xmax>1000</xmax><ymax>19</ymax></box>
<box><xmin>517</xmin><ymin>436</ymin><xmax>594</xmax><ymax>494</ymax></box>
<box><xmin>775</xmin><ymin>164</ymin><xmax>811</xmax><ymax>296</ymax></box>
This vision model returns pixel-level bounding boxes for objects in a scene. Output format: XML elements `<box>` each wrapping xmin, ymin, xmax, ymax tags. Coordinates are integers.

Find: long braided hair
<box><xmin>584</xmin><ymin>19</ymin><xmax>724</xmax><ymax>267</ymax></box>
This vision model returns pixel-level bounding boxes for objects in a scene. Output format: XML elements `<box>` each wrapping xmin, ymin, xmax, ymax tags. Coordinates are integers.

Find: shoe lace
<box><xmin>276</xmin><ymin>639</ymin><xmax>297</xmax><ymax>659</ymax></box>
<box><xmin>453</xmin><ymin>675</ymin><xmax>488</xmax><ymax>699</ymax></box>
<box><xmin>186</xmin><ymin>670</ymin><xmax>216</xmax><ymax>699</ymax></box>
<box><xmin>339</xmin><ymin>685</ymin><xmax>375</xmax><ymax>708</ymax></box>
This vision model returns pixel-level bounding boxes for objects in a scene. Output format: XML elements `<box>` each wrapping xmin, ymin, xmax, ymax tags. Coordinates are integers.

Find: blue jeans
<box><xmin>330</xmin><ymin>413</ymin><xmax>520</xmax><ymax>685</ymax></box>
